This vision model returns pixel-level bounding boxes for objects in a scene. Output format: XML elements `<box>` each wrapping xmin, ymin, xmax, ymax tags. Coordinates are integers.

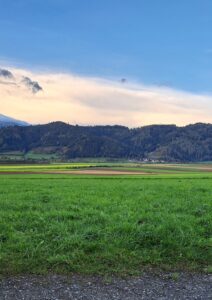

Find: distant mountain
<box><xmin>0</xmin><ymin>121</ymin><xmax>212</xmax><ymax>162</ymax></box>
<box><xmin>0</xmin><ymin>114</ymin><xmax>29</xmax><ymax>128</ymax></box>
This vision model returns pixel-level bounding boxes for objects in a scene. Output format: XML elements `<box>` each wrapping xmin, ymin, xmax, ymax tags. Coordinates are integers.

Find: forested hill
<box><xmin>0</xmin><ymin>121</ymin><xmax>212</xmax><ymax>162</ymax></box>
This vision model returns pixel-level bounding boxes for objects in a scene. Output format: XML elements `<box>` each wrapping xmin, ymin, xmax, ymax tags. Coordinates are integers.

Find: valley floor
<box><xmin>0</xmin><ymin>163</ymin><xmax>211</xmax><ymax>299</ymax></box>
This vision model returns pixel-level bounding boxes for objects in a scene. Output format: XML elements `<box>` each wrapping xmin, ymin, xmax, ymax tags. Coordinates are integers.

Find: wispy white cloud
<box><xmin>0</xmin><ymin>65</ymin><xmax>212</xmax><ymax>126</ymax></box>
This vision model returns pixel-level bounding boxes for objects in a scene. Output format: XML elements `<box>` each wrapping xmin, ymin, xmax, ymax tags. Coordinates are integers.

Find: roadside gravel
<box><xmin>0</xmin><ymin>272</ymin><xmax>211</xmax><ymax>300</ymax></box>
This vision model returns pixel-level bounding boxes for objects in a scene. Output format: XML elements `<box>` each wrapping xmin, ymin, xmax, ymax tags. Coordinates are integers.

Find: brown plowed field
<box><xmin>57</xmin><ymin>169</ymin><xmax>149</xmax><ymax>175</ymax></box>
<box><xmin>0</xmin><ymin>169</ymin><xmax>149</xmax><ymax>176</ymax></box>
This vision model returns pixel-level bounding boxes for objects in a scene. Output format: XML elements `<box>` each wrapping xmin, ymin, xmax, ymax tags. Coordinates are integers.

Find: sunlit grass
<box><xmin>0</xmin><ymin>172</ymin><xmax>211</xmax><ymax>275</ymax></box>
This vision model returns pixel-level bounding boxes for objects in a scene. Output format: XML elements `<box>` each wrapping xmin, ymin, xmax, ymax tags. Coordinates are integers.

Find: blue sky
<box><xmin>1</xmin><ymin>0</ymin><xmax>212</xmax><ymax>93</ymax></box>
<box><xmin>1</xmin><ymin>1</ymin><xmax>212</xmax><ymax>126</ymax></box>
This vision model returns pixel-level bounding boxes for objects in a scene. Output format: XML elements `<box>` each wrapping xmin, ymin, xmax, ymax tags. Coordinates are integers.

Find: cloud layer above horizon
<box><xmin>1</xmin><ymin>65</ymin><xmax>212</xmax><ymax>127</ymax></box>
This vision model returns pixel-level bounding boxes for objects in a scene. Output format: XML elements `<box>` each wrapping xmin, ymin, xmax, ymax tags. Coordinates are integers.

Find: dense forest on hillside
<box><xmin>0</xmin><ymin>122</ymin><xmax>212</xmax><ymax>162</ymax></box>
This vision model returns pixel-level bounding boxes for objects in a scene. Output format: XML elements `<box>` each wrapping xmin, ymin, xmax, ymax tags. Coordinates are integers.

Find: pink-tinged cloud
<box><xmin>1</xmin><ymin>65</ymin><xmax>212</xmax><ymax>126</ymax></box>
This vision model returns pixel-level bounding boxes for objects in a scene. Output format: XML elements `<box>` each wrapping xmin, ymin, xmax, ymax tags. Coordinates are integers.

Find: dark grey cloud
<box><xmin>22</xmin><ymin>76</ymin><xmax>43</xmax><ymax>94</ymax></box>
<box><xmin>0</xmin><ymin>68</ymin><xmax>14</xmax><ymax>79</ymax></box>
<box><xmin>0</xmin><ymin>67</ymin><xmax>43</xmax><ymax>94</ymax></box>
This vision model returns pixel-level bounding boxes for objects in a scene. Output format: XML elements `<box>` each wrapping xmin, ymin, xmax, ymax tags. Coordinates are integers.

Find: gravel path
<box><xmin>0</xmin><ymin>273</ymin><xmax>211</xmax><ymax>300</ymax></box>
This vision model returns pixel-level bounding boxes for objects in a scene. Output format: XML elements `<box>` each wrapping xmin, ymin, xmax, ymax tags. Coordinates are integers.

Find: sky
<box><xmin>1</xmin><ymin>0</ymin><xmax>212</xmax><ymax>126</ymax></box>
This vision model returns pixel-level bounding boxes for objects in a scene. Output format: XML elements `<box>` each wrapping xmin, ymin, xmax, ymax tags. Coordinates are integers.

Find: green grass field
<box><xmin>0</xmin><ymin>163</ymin><xmax>211</xmax><ymax>276</ymax></box>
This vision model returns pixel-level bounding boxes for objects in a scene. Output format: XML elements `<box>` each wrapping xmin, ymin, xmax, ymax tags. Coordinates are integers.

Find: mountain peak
<box><xmin>0</xmin><ymin>114</ymin><xmax>29</xmax><ymax>128</ymax></box>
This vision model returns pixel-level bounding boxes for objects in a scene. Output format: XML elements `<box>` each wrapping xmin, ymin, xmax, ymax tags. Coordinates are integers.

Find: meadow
<box><xmin>0</xmin><ymin>163</ymin><xmax>211</xmax><ymax>276</ymax></box>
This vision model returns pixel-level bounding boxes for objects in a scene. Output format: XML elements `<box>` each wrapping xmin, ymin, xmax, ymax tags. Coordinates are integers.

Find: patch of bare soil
<box><xmin>57</xmin><ymin>169</ymin><xmax>149</xmax><ymax>175</ymax></box>
<box><xmin>0</xmin><ymin>169</ymin><xmax>150</xmax><ymax>176</ymax></box>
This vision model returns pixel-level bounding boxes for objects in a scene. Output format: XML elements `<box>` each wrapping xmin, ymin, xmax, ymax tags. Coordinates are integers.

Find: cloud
<box><xmin>0</xmin><ymin>67</ymin><xmax>42</xmax><ymax>94</ymax></box>
<box><xmin>0</xmin><ymin>68</ymin><xmax>14</xmax><ymax>79</ymax></box>
<box><xmin>0</xmin><ymin>65</ymin><xmax>212</xmax><ymax>127</ymax></box>
<box><xmin>22</xmin><ymin>76</ymin><xmax>43</xmax><ymax>93</ymax></box>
